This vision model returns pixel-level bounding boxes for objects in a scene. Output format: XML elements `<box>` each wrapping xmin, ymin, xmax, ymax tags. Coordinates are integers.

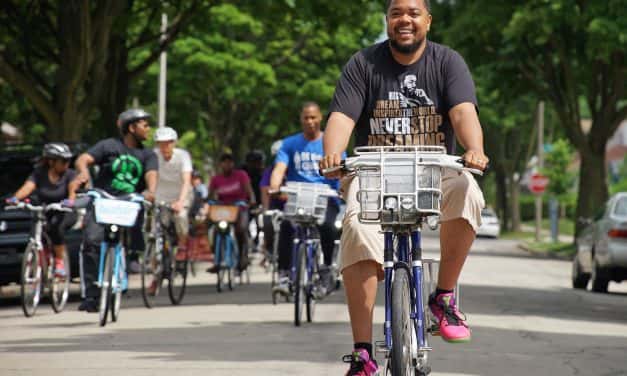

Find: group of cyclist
<box><xmin>4</xmin><ymin>1</ymin><xmax>492</xmax><ymax>374</ymax></box>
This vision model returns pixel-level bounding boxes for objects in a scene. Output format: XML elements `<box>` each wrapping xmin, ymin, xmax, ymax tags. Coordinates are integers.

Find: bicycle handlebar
<box><xmin>4</xmin><ymin>201</ymin><xmax>73</xmax><ymax>213</ymax></box>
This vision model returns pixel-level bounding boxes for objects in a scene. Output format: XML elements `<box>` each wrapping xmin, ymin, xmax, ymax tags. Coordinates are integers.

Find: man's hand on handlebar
<box><xmin>143</xmin><ymin>191</ymin><xmax>156</xmax><ymax>203</ymax></box>
<box><xmin>461</xmin><ymin>149</ymin><xmax>489</xmax><ymax>171</ymax></box>
<box><xmin>320</xmin><ymin>152</ymin><xmax>343</xmax><ymax>179</ymax></box>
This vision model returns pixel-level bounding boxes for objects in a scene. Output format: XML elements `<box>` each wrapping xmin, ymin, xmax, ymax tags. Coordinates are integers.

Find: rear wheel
<box><xmin>294</xmin><ymin>244</ymin><xmax>307</xmax><ymax>327</ymax></box>
<box><xmin>391</xmin><ymin>268</ymin><xmax>414</xmax><ymax>376</ymax></box>
<box><xmin>50</xmin><ymin>250</ymin><xmax>70</xmax><ymax>313</ymax></box>
<box><xmin>168</xmin><ymin>238</ymin><xmax>188</xmax><ymax>305</ymax></box>
<box><xmin>591</xmin><ymin>259</ymin><xmax>610</xmax><ymax>293</ymax></box>
<box><xmin>21</xmin><ymin>243</ymin><xmax>42</xmax><ymax>318</ymax></box>
<box><xmin>571</xmin><ymin>255</ymin><xmax>590</xmax><ymax>290</ymax></box>
<box><xmin>99</xmin><ymin>248</ymin><xmax>114</xmax><ymax>327</ymax></box>
<box><xmin>141</xmin><ymin>240</ymin><xmax>161</xmax><ymax>308</ymax></box>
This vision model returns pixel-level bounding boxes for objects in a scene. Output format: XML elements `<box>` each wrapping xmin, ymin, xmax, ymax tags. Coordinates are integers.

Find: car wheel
<box><xmin>571</xmin><ymin>255</ymin><xmax>589</xmax><ymax>289</ymax></box>
<box><xmin>591</xmin><ymin>259</ymin><xmax>609</xmax><ymax>293</ymax></box>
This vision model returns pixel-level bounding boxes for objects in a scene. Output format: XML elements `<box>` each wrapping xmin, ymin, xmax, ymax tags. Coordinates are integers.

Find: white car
<box><xmin>477</xmin><ymin>208</ymin><xmax>501</xmax><ymax>238</ymax></box>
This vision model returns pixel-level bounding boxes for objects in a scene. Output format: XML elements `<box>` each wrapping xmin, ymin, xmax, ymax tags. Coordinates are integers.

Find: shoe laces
<box><xmin>440</xmin><ymin>296</ymin><xmax>467</xmax><ymax>326</ymax></box>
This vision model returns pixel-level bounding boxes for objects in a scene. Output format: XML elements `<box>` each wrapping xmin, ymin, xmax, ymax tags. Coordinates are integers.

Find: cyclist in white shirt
<box><xmin>154</xmin><ymin>127</ymin><xmax>193</xmax><ymax>259</ymax></box>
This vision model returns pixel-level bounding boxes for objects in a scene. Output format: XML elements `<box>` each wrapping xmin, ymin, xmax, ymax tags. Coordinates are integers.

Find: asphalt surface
<box><xmin>1</xmin><ymin>234</ymin><xmax>626</xmax><ymax>376</ymax></box>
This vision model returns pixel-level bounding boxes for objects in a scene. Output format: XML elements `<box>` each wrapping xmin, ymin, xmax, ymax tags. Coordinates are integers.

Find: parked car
<box><xmin>0</xmin><ymin>143</ymin><xmax>87</xmax><ymax>287</ymax></box>
<box><xmin>572</xmin><ymin>192</ymin><xmax>627</xmax><ymax>293</ymax></box>
<box><xmin>476</xmin><ymin>208</ymin><xmax>501</xmax><ymax>238</ymax></box>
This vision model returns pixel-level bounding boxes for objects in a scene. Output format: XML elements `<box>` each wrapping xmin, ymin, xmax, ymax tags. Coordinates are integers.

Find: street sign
<box><xmin>528</xmin><ymin>173</ymin><xmax>549</xmax><ymax>194</ymax></box>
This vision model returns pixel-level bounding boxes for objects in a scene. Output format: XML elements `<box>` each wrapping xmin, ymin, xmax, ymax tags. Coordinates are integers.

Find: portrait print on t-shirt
<box><xmin>368</xmin><ymin>73</ymin><xmax>444</xmax><ymax>148</ymax></box>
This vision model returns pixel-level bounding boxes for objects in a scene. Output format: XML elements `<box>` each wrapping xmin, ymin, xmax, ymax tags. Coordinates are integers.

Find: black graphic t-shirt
<box><xmin>87</xmin><ymin>138</ymin><xmax>158</xmax><ymax>195</ymax></box>
<box><xmin>28</xmin><ymin>166</ymin><xmax>77</xmax><ymax>203</ymax></box>
<box><xmin>329</xmin><ymin>40</ymin><xmax>477</xmax><ymax>154</ymax></box>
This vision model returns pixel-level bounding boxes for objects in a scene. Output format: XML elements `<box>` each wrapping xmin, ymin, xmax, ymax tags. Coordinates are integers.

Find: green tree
<box><xmin>0</xmin><ymin>1</ymin><xmax>201</xmax><ymax>141</ymax></box>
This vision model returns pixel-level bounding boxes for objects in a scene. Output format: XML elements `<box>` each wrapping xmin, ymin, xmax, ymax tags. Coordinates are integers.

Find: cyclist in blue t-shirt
<box><xmin>269</xmin><ymin>101</ymin><xmax>346</xmax><ymax>295</ymax></box>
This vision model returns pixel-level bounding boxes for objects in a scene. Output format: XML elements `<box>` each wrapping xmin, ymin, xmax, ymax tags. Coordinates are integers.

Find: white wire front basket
<box><xmin>94</xmin><ymin>198</ymin><xmax>142</xmax><ymax>227</ymax></box>
<box><xmin>281</xmin><ymin>182</ymin><xmax>338</xmax><ymax>224</ymax></box>
<box><xmin>353</xmin><ymin>145</ymin><xmax>446</xmax><ymax>225</ymax></box>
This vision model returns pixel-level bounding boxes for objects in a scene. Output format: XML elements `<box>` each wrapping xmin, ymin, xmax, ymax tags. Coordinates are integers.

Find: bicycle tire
<box><xmin>216</xmin><ymin>234</ymin><xmax>225</xmax><ymax>293</ymax></box>
<box><xmin>20</xmin><ymin>242</ymin><xmax>42</xmax><ymax>318</ymax></box>
<box><xmin>110</xmin><ymin>250</ymin><xmax>123</xmax><ymax>322</ymax></box>
<box><xmin>50</xmin><ymin>249</ymin><xmax>70</xmax><ymax>313</ymax></box>
<box><xmin>141</xmin><ymin>240</ymin><xmax>160</xmax><ymax>308</ymax></box>
<box><xmin>391</xmin><ymin>268</ymin><xmax>414</xmax><ymax>375</ymax></box>
<box><xmin>168</xmin><ymin>239</ymin><xmax>189</xmax><ymax>305</ymax></box>
<box><xmin>306</xmin><ymin>243</ymin><xmax>320</xmax><ymax>323</ymax></box>
<box><xmin>294</xmin><ymin>243</ymin><xmax>307</xmax><ymax>327</ymax></box>
<box><xmin>98</xmin><ymin>247</ymin><xmax>114</xmax><ymax>327</ymax></box>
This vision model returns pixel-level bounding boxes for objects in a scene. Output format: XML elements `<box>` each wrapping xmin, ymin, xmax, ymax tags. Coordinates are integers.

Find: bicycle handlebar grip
<box><xmin>319</xmin><ymin>160</ymin><xmax>346</xmax><ymax>176</ymax></box>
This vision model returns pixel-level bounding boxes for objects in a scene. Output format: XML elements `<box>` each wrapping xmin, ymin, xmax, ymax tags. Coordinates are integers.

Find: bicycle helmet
<box><xmin>270</xmin><ymin>140</ymin><xmax>283</xmax><ymax>156</ymax></box>
<box><xmin>117</xmin><ymin>108</ymin><xmax>151</xmax><ymax>133</ymax></box>
<box><xmin>245</xmin><ymin>149</ymin><xmax>265</xmax><ymax>164</ymax></box>
<box><xmin>42</xmin><ymin>143</ymin><xmax>72</xmax><ymax>159</ymax></box>
<box><xmin>154</xmin><ymin>126</ymin><xmax>178</xmax><ymax>142</ymax></box>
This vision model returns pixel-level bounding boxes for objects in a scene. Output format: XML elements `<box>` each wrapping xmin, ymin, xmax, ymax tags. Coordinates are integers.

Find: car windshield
<box><xmin>614</xmin><ymin>197</ymin><xmax>627</xmax><ymax>217</ymax></box>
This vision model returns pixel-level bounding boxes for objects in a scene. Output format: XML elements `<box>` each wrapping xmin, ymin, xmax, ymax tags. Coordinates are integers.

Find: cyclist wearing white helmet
<box><xmin>153</xmin><ymin>126</ymin><xmax>194</xmax><ymax>265</ymax></box>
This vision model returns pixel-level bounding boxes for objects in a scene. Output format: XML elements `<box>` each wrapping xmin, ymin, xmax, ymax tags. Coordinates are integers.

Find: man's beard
<box><xmin>389</xmin><ymin>37</ymin><xmax>423</xmax><ymax>54</ymax></box>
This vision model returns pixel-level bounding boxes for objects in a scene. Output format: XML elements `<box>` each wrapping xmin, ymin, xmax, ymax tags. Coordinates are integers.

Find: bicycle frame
<box><xmin>214</xmin><ymin>225</ymin><xmax>238</xmax><ymax>269</ymax></box>
<box><xmin>97</xmin><ymin>226</ymin><xmax>128</xmax><ymax>294</ymax></box>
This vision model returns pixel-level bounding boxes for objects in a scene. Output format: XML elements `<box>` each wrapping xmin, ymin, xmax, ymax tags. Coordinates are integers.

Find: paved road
<box><xmin>1</xmin><ymin>235</ymin><xmax>626</xmax><ymax>376</ymax></box>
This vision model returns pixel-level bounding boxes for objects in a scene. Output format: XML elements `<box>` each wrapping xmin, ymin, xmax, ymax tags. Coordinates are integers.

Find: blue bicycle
<box><xmin>327</xmin><ymin>146</ymin><xmax>482</xmax><ymax>375</ymax></box>
<box><xmin>207</xmin><ymin>201</ymin><xmax>249</xmax><ymax>292</ymax></box>
<box><xmin>279</xmin><ymin>182</ymin><xmax>339</xmax><ymax>326</ymax></box>
<box><xmin>80</xmin><ymin>188</ymin><xmax>145</xmax><ymax>327</ymax></box>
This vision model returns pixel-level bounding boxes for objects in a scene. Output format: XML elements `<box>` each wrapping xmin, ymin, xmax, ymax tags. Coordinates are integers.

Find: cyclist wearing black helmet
<box><xmin>72</xmin><ymin>108</ymin><xmax>158</xmax><ymax>312</ymax></box>
<box><xmin>6</xmin><ymin>143</ymin><xmax>79</xmax><ymax>278</ymax></box>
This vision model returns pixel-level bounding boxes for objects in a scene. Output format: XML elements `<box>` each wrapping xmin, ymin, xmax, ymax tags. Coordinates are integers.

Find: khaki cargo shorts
<box><xmin>339</xmin><ymin>169</ymin><xmax>485</xmax><ymax>277</ymax></box>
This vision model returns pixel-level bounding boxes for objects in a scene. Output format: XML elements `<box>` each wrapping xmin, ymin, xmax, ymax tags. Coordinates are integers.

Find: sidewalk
<box><xmin>520</xmin><ymin>224</ymin><xmax>574</xmax><ymax>243</ymax></box>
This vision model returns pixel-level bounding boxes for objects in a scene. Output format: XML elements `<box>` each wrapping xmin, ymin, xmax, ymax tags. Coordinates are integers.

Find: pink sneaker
<box><xmin>342</xmin><ymin>348</ymin><xmax>378</xmax><ymax>376</ymax></box>
<box><xmin>428</xmin><ymin>292</ymin><xmax>471</xmax><ymax>343</ymax></box>
<box><xmin>54</xmin><ymin>258</ymin><xmax>67</xmax><ymax>278</ymax></box>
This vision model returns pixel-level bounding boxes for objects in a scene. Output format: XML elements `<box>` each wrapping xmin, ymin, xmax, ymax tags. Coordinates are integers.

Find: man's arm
<box><xmin>320</xmin><ymin>112</ymin><xmax>355</xmax><ymax>178</ymax></box>
<box><xmin>143</xmin><ymin>170</ymin><xmax>158</xmax><ymax>202</ymax></box>
<box><xmin>245</xmin><ymin>180</ymin><xmax>256</xmax><ymax>206</ymax></box>
<box><xmin>172</xmin><ymin>171</ymin><xmax>191</xmax><ymax>212</ymax></box>
<box><xmin>73</xmin><ymin>153</ymin><xmax>95</xmax><ymax>188</ymax></box>
<box><xmin>269</xmin><ymin>162</ymin><xmax>287</xmax><ymax>192</ymax></box>
<box><xmin>449</xmin><ymin>102</ymin><xmax>489</xmax><ymax>170</ymax></box>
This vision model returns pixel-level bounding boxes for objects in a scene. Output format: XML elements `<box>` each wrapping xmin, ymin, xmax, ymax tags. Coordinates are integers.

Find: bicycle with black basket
<box><xmin>4</xmin><ymin>200</ymin><xmax>74</xmax><ymax>317</ymax></box>
<box><xmin>324</xmin><ymin>145</ymin><xmax>482</xmax><ymax>375</ymax></box>
<box><xmin>276</xmin><ymin>182</ymin><xmax>339</xmax><ymax>326</ymax></box>
<box><xmin>140</xmin><ymin>201</ymin><xmax>189</xmax><ymax>308</ymax></box>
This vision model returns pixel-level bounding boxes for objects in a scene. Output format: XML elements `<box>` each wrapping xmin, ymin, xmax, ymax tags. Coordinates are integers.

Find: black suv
<box><xmin>0</xmin><ymin>143</ymin><xmax>87</xmax><ymax>286</ymax></box>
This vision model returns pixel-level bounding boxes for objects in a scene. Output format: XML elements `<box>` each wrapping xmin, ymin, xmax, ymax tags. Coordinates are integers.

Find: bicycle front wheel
<box><xmin>306</xmin><ymin>243</ymin><xmax>320</xmax><ymax>323</ymax></box>
<box><xmin>110</xmin><ymin>250</ymin><xmax>124</xmax><ymax>322</ymax></box>
<box><xmin>216</xmin><ymin>234</ymin><xmax>226</xmax><ymax>293</ymax></box>
<box><xmin>50</xmin><ymin>250</ymin><xmax>70</xmax><ymax>313</ymax></box>
<box><xmin>168</xmin><ymin>240</ymin><xmax>188</xmax><ymax>305</ymax></box>
<box><xmin>98</xmin><ymin>248</ymin><xmax>114</xmax><ymax>327</ymax></box>
<box><xmin>391</xmin><ymin>268</ymin><xmax>414</xmax><ymax>375</ymax></box>
<box><xmin>294</xmin><ymin>244</ymin><xmax>307</xmax><ymax>327</ymax></box>
<box><xmin>21</xmin><ymin>243</ymin><xmax>42</xmax><ymax>318</ymax></box>
<box><xmin>141</xmin><ymin>240</ymin><xmax>161</xmax><ymax>308</ymax></box>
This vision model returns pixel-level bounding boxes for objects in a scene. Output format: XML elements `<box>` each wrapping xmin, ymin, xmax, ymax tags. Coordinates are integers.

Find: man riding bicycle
<box><xmin>153</xmin><ymin>127</ymin><xmax>193</xmax><ymax>262</ymax></box>
<box><xmin>6</xmin><ymin>143</ymin><xmax>79</xmax><ymax>278</ymax></box>
<box><xmin>269</xmin><ymin>101</ymin><xmax>345</xmax><ymax>296</ymax></box>
<box><xmin>72</xmin><ymin>108</ymin><xmax>158</xmax><ymax>313</ymax></box>
<box><xmin>319</xmin><ymin>0</ymin><xmax>489</xmax><ymax>374</ymax></box>
<box><xmin>207</xmin><ymin>153</ymin><xmax>256</xmax><ymax>273</ymax></box>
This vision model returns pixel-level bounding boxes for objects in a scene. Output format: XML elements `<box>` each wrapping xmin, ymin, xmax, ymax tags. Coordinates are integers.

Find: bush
<box><xmin>519</xmin><ymin>193</ymin><xmax>576</xmax><ymax>221</ymax></box>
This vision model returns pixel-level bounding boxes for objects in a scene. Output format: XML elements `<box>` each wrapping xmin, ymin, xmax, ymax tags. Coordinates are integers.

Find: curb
<box><xmin>517</xmin><ymin>242</ymin><xmax>573</xmax><ymax>261</ymax></box>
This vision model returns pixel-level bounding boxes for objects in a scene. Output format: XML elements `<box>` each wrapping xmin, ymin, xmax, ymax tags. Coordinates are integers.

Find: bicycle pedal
<box><xmin>375</xmin><ymin>341</ymin><xmax>389</xmax><ymax>356</ymax></box>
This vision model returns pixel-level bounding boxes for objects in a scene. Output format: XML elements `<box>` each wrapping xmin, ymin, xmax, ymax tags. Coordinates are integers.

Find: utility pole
<box><xmin>158</xmin><ymin>13</ymin><xmax>168</xmax><ymax>128</ymax></box>
<box><xmin>535</xmin><ymin>101</ymin><xmax>545</xmax><ymax>242</ymax></box>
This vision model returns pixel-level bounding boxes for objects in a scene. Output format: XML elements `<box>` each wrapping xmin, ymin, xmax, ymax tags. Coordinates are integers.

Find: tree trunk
<box><xmin>575</xmin><ymin>149</ymin><xmax>608</xmax><ymax>235</ymax></box>
<box><xmin>510</xmin><ymin>174</ymin><xmax>521</xmax><ymax>232</ymax></box>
